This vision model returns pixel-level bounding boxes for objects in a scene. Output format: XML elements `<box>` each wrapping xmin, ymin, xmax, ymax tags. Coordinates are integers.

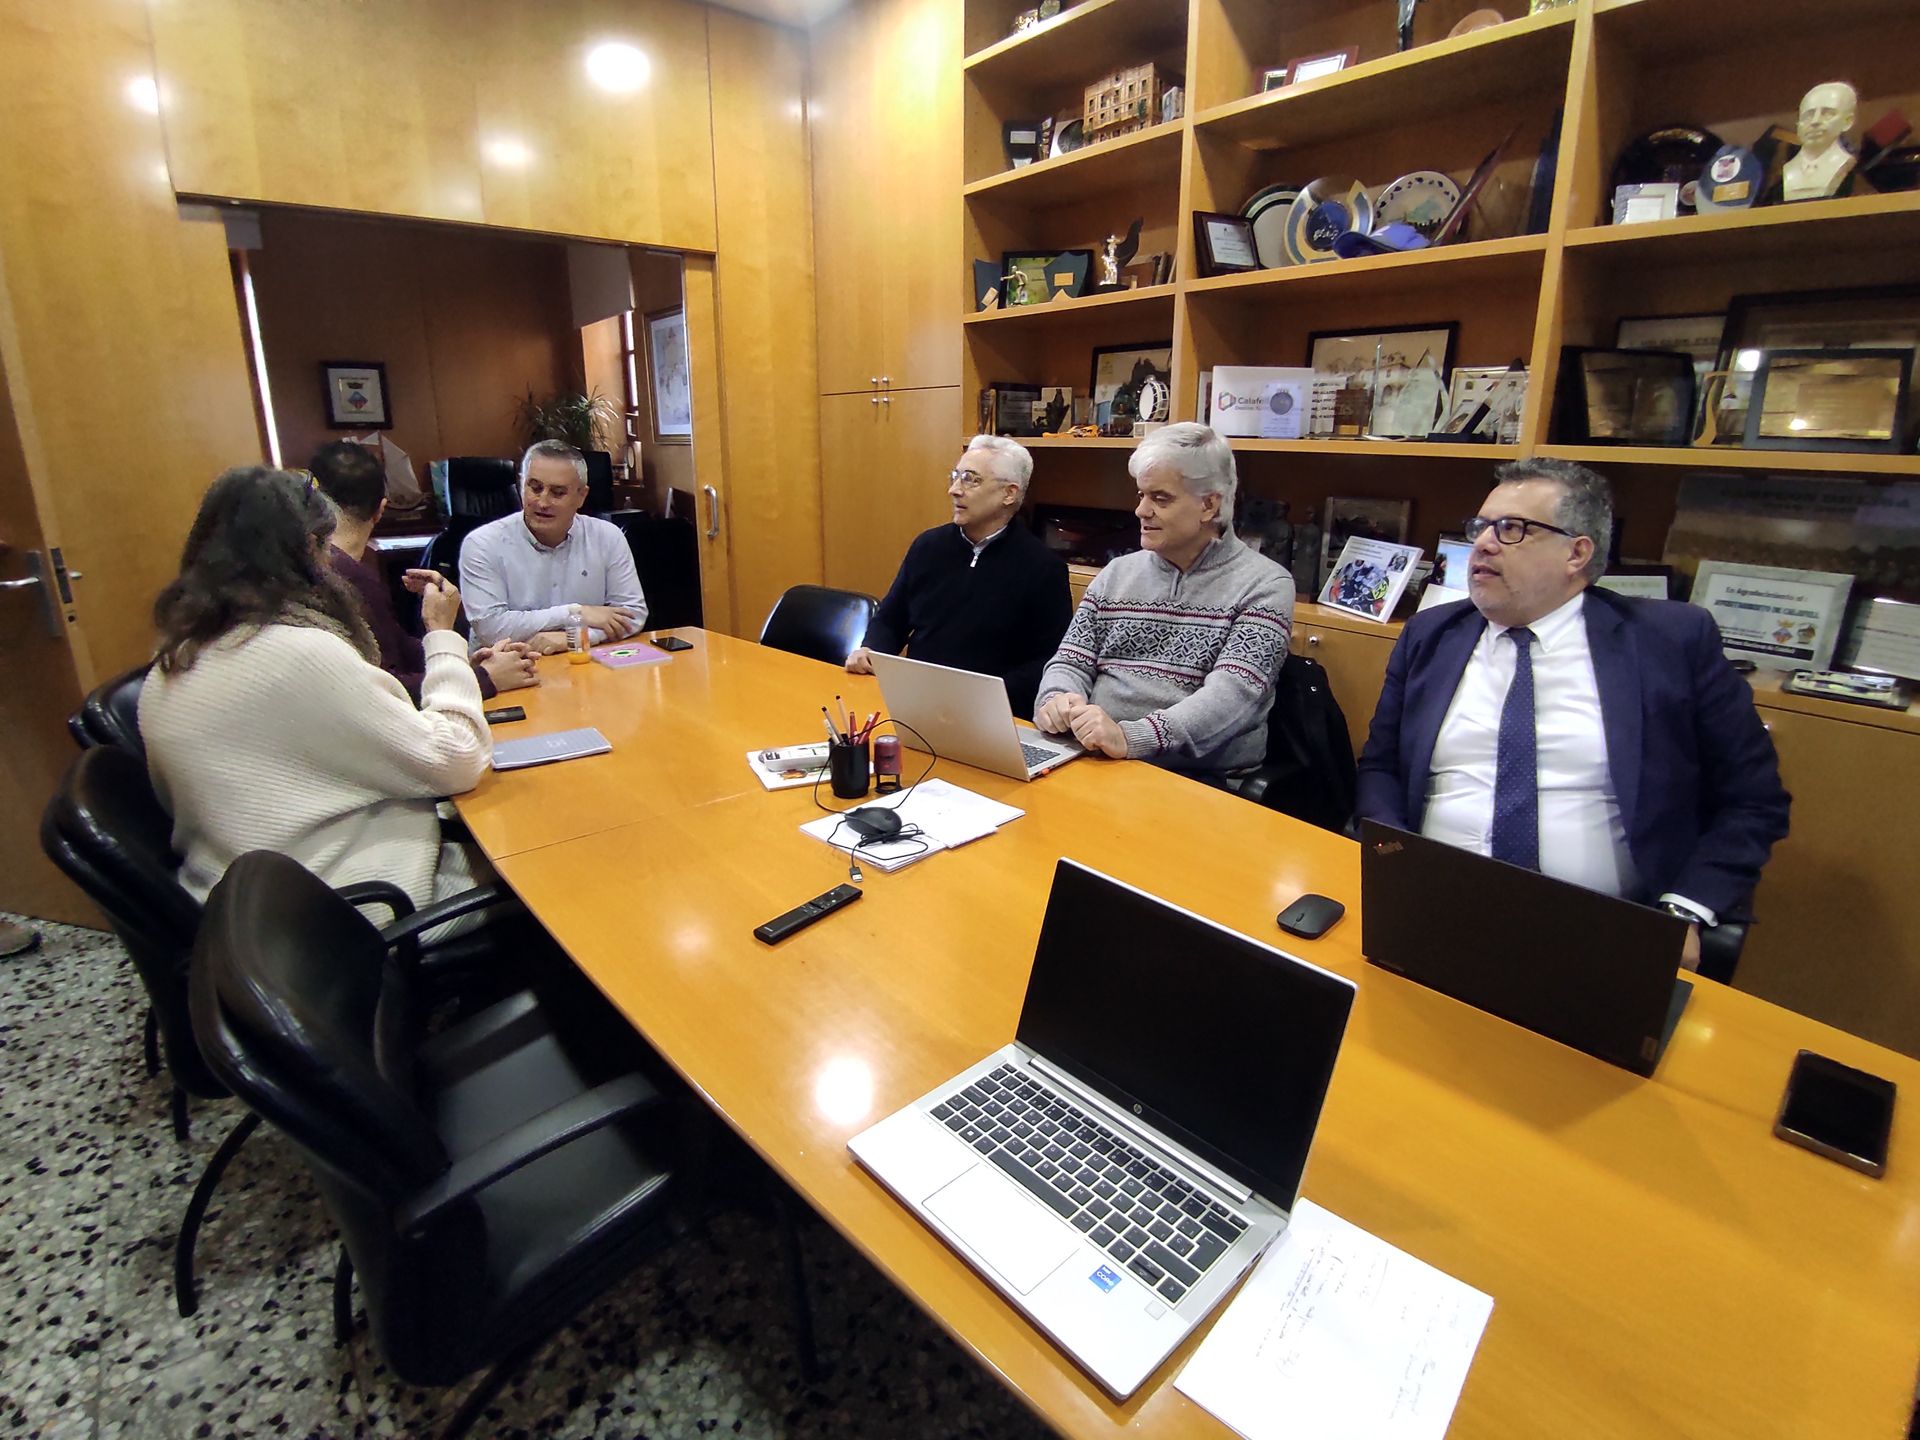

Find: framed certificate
<box><xmin>1838</xmin><ymin>597</ymin><xmax>1920</xmax><ymax>683</ymax></box>
<box><xmin>1689</xmin><ymin>561</ymin><xmax>1854</xmax><ymax>671</ymax></box>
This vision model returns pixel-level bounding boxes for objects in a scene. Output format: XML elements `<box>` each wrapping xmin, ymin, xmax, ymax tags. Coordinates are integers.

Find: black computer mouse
<box><xmin>1277</xmin><ymin>893</ymin><xmax>1346</xmax><ymax>939</ymax></box>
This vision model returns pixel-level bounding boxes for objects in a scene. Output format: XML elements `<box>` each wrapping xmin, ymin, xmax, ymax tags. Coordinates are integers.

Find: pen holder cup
<box><xmin>828</xmin><ymin>738</ymin><xmax>871</xmax><ymax>799</ymax></box>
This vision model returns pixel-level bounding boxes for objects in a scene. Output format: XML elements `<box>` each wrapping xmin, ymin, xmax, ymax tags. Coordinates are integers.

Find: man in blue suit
<box><xmin>1357</xmin><ymin>459</ymin><xmax>1790</xmax><ymax>971</ymax></box>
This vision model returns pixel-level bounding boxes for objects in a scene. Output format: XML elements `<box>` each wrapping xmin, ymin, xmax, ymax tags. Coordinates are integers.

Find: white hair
<box><xmin>963</xmin><ymin>434</ymin><xmax>1033</xmax><ymax>501</ymax></box>
<box><xmin>519</xmin><ymin>439</ymin><xmax>588</xmax><ymax>487</ymax></box>
<box><xmin>1128</xmin><ymin>423</ymin><xmax>1237</xmax><ymax>529</ymax></box>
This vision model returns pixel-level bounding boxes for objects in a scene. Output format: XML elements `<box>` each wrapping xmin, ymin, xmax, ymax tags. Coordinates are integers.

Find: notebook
<box><xmin>1359</xmin><ymin>820</ymin><xmax>1692</xmax><ymax>1076</ymax></box>
<box><xmin>849</xmin><ymin>859</ymin><xmax>1354</xmax><ymax>1399</ymax></box>
<box><xmin>490</xmin><ymin>726</ymin><xmax>612</xmax><ymax>770</ymax></box>
<box><xmin>866</xmin><ymin>652</ymin><xmax>1081</xmax><ymax>780</ymax></box>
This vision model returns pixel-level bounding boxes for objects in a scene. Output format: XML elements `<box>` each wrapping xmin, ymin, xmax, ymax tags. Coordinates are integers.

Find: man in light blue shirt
<box><xmin>456</xmin><ymin>440</ymin><xmax>647</xmax><ymax>651</ymax></box>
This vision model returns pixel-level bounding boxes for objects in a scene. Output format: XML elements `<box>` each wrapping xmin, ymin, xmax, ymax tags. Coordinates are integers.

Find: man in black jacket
<box><xmin>846</xmin><ymin>435</ymin><xmax>1071</xmax><ymax>717</ymax></box>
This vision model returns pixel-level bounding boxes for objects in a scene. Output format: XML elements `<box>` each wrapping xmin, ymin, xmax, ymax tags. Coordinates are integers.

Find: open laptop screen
<box><xmin>1015</xmin><ymin>860</ymin><xmax>1354</xmax><ymax>1205</ymax></box>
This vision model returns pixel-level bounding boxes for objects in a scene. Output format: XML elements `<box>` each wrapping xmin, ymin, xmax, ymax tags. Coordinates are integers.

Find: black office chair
<box><xmin>612</xmin><ymin>512</ymin><xmax>702</xmax><ymax>630</ymax></box>
<box><xmin>445</xmin><ymin>456</ymin><xmax>519</xmax><ymax>521</ymax></box>
<box><xmin>1238</xmin><ymin>654</ymin><xmax>1357</xmax><ymax>833</ymax></box>
<box><xmin>583</xmin><ymin>448</ymin><xmax>615</xmax><ymax>516</ymax></box>
<box><xmin>759</xmin><ymin>585</ymin><xmax>877</xmax><ymax>666</ymax></box>
<box><xmin>40</xmin><ymin>745</ymin><xmax>520</xmax><ymax>1318</ymax></box>
<box><xmin>1697</xmin><ymin>912</ymin><xmax>1750</xmax><ymax>985</ymax></box>
<box><xmin>67</xmin><ymin>663</ymin><xmax>150</xmax><ymax>757</ymax></box>
<box><xmin>191</xmin><ymin>850</ymin><xmax>686</xmax><ymax>1439</ymax></box>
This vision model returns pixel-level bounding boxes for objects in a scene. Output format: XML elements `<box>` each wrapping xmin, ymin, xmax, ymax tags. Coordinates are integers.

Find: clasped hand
<box><xmin>1034</xmin><ymin>692</ymin><xmax>1127</xmax><ymax>758</ymax></box>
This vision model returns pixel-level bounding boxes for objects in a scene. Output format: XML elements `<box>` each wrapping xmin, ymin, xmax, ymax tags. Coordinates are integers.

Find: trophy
<box><xmin>1397</xmin><ymin>0</ymin><xmax>1420</xmax><ymax>50</ymax></box>
<box><xmin>1085</xmin><ymin>218</ymin><xmax>1143</xmax><ymax>296</ymax></box>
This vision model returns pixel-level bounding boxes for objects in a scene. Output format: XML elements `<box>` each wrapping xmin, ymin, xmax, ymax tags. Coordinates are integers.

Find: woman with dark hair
<box><xmin>140</xmin><ymin>466</ymin><xmax>491</xmax><ymax>919</ymax></box>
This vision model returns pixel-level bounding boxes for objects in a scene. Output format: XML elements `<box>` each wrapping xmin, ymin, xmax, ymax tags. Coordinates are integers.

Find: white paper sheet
<box><xmin>798</xmin><ymin>779</ymin><xmax>1024</xmax><ymax>871</ymax></box>
<box><xmin>1175</xmin><ymin>1199</ymin><xmax>1492</xmax><ymax>1440</ymax></box>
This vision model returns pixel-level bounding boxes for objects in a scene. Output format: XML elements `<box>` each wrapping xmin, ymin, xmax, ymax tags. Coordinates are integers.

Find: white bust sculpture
<box><xmin>1783</xmin><ymin>81</ymin><xmax>1858</xmax><ymax>201</ymax></box>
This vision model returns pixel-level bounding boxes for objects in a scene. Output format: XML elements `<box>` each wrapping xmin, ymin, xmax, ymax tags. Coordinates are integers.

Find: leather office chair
<box><xmin>40</xmin><ymin>745</ymin><xmax>520</xmax><ymax>1318</ymax></box>
<box><xmin>611</xmin><ymin>512</ymin><xmax>702</xmax><ymax>630</ymax></box>
<box><xmin>191</xmin><ymin>850</ymin><xmax>685</xmax><ymax>1440</ymax></box>
<box><xmin>1238</xmin><ymin>654</ymin><xmax>1357</xmax><ymax>834</ymax></box>
<box><xmin>759</xmin><ymin>585</ymin><xmax>877</xmax><ymax>666</ymax></box>
<box><xmin>445</xmin><ymin>456</ymin><xmax>519</xmax><ymax>521</ymax></box>
<box><xmin>583</xmin><ymin>448</ymin><xmax>614</xmax><ymax>516</ymax></box>
<box><xmin>67</xmin><ymin>663</ymin><xmax>150</xmax><ymax>757</ymax></box>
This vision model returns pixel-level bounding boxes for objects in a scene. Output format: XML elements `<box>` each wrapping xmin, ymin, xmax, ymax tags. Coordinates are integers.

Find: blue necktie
<box><xmin>1490</xmin><ymin>627</ymin><xmax>1538</xmax><ymax>869</ymax></box>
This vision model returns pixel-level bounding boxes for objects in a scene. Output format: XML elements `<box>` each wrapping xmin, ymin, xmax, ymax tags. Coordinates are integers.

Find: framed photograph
<box><xmin>1288</xmin><ymin>48</ymin><xmax>1358</xmax><ymax>84</ymax></box>
<box><xmin>1259</xmin><ymin>66</ymin><xmax>1290</xmax><ymax>92</ymax></box>
<box><xmin>1000</xmin><ymin>252</ymin><xmax>1057</xmax><ymax>307</ymax></box>
<box><xmin>1089</xmin><ymin>341</ymin><xmax>1172</xmax><ymax>429</ymax></box>
<box><xmin>1437</xmin><ymin>364</ymin><xmax>1514</xmax><ymax>440</ymax></box>
<box><xmin>1745</xmin><ymin>347</ymin><xmax>1911</xmax><ymax>452</ymax></box>
<box><xmin>1305</xmin><ymin>324</ymin><xmax>1455</xmax><ymax>383</ymax></box>
<box><xmin>1318</xmin><ymin>536</ymin><xmax>1423</xmax><ymax>623</ymax></box>
<box><xmin>320</xmin><ymin>361</ymin><xmax>391</xmax><ymax>429</ymax></box>
<box><xmin>989</xmin><ymin>382</ymin><xmax>1042</xmax><ymax>437</ymax></box>
<box><xmin>1689</xmin><ymin>561</ymin><xmax>1854</xmax><ymax>671</ymax></box>
<box><xmin>645</xmin><ymin>307</ymin><xmax>692</xmax><ymax>443</ymax></box>
<box><xmin>1321</xmin><ymin>495</ymin><xmax>1413</xmax><ymax>577</ymax></box>
<box><xmin>1192</xmin><ymin>211</ymin><xmax>1260</xmax><ymax>277</ymax></box>
<box><xmin>1552</xmin><ymin>347</ymin><xmax>1694</xmax><ymax>445</ymax></box>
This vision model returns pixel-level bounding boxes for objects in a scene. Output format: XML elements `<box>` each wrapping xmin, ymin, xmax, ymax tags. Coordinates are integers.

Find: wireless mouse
<box><xmin>1277</xmin><ymin>893</ymin><xmax>1345</xmax><ymax>939</ymax></box>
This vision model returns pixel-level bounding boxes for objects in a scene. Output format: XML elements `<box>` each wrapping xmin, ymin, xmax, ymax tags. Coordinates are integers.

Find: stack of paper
<box><xmin>1175</xmin><ymin>1199</ymin><xmax>1493</xmax><ymax>1440</ymax></box>
<box><xmin>798</xmin><ymin>779</ymin><xmax>1024</xmax><ymax>872</ymax></box>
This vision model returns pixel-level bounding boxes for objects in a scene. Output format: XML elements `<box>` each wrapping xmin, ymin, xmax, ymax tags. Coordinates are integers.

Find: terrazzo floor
<box><xmin>0</xmin><ymin>913</ymin><xmax>1054</xmax><ymax>1439</ymax></box>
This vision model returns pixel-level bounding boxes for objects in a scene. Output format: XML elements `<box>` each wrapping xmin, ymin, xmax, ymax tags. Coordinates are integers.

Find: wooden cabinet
<box><xmin>1291</xmin><ymin>604</ymin><xmax>1397</xmax><ymax>757</ymax></box>
<box><xmin>1742</xmin><ymin>695</ymin><xmax>1920</xmax><ymax>1056</ymax></box>
<box><xmin>820</xmin><ymin>386</ymin><xmax>961</xmax><ymax>599</ymax></box>
<box><xmin>811</xmin><ymin>0</ymin><xmax>962</xmax><ymax>395</ymax></box>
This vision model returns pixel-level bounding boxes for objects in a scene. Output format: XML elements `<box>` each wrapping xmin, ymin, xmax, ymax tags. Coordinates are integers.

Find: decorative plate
<box><xmin>1283</xmin><ymin>177</ymin><xmax>1373</xmax><ymax>265</ymax></box>
<box><xmin>1375</xmin><ymin>171</ymin><xmax>1463</xmax><ymax>239</ymax></box>
<box><xmin>1242</xmin><ymin>183</ymin><xmax>1303</xmax><ymax>268</ymax></box>
<box><xmin>1050</xmin><ymin>119</ymin><xmax>1085</xmax><ymax>159</ymax></box>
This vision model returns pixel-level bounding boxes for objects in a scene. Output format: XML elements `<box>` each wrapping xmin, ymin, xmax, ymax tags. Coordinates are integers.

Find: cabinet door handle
<box><xmin>702</xmin><ymin>484</ymin><xmax>720</xmax><ymax>540</ymax></box>
<box><xmin>1305</xmin><ymin>633</ymin><xmax>1321</xmax><ymax>647</ymax></box>
<box><xmin>880</xmin><ymin>395</ymin><xmax>891</xmax><ymax>405</ymax></box>
<box><xmin>870</xmin><ymin>396</ymin><xmax>880</xmax><ymax>406</ymax></box>
<box><xmin>880</xmin><ymin>375</ymin><xmax>891</xmax><ymax>387</ymax></box>
<box><xmin>869</xmin><ymin>376</ymin><xmax>879</xmax><ymax>388</ymax></box>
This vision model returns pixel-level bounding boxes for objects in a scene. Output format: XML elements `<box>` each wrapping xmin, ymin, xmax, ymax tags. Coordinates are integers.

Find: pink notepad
<box><xmin>591</xmin><ymin>642</ymin><xmax>670</xmax><ymax>668</ymax></box>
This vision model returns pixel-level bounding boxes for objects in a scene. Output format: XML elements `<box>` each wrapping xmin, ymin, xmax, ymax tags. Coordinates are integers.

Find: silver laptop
<box><xmin>848</xmin><ymin>860</ymin><xmax>1354</xmax><ymax>1399</ymax></box>
<box><xmin>866</xmin><ymin>651</ymin><xmax>1081</xmax><ymax>780</ymax></box>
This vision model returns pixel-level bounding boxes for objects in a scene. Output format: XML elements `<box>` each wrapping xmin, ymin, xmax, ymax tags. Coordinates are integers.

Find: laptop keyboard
<box><xmin>930</xmin><ymin>1063</ymin><xmax>1248</xmax><ymax>1305</ymax></box>
<box><xmin>1018</xmin><ymin>741</ymin><xmax>1059</xmax><ymax>770</ymax></box>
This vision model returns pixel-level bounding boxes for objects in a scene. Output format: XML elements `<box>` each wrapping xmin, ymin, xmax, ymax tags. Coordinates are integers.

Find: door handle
<box><xmin>0</xmin><ymin>575</ymin><xmax>39</xmax><ymax>591</ymax></box>
<box><xmin>0</xmin><ymin>551</ymin><xmax>61</xmax><ymax>637</ymax></box>
<box><xmin>702</xmin><ymin>484</ymin><xmax>720</xmax><ymax>540</ymax></box>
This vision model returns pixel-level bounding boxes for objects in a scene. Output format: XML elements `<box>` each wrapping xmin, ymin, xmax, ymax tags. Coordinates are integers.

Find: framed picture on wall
<box><xmin>320</xmin><ymin>361</ymin><xmax>391</xmax><ymax>429</ymax></box>
<box><xmin>645</xmin><ymin>307</ymin><xmax>692</xmax><ymax>444</ymax></box>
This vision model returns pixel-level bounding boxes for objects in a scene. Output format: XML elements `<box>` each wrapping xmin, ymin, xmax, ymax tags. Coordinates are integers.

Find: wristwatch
<box><xmin>1660</xmin><ymin>901</ymin><xmax>1703</xmax><ymax>925</ymax></box>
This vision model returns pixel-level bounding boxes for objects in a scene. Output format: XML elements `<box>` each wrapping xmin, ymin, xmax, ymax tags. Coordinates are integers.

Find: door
<box><xmin>0</xmin><ymin>289</ymin><xmax>94</xmax><ymax>925</ymax></box>
<box><xmin>877</xmin><ymin>0</ymin><xmax>962</xmax><ymax>391</ymax></box>
<box><xmin>809</xmin><ymin>0</ymin><xmax>887</xmax><ymax>396</ymax></box>
<box><xmin>820</xmin><ymin>386</ymin><xmax>960</xmax><ymax>600</ymax></box>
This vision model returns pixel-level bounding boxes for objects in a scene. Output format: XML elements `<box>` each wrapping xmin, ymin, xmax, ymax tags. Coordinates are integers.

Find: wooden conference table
<box><xmin>456</xmin><ymin>628</ymin><xmax>1920</xmax><ymax>1440</ymax></box>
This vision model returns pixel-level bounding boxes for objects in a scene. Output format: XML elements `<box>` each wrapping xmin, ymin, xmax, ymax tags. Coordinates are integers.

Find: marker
<box><xmin>835</xmin><ymin>696</ymin><xmax>851</xmax><ymax>737</ymax></box>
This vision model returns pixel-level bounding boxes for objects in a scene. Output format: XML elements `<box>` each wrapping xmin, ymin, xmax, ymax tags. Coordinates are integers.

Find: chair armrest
<box><xmin>378</xmin><ymin>883</ymin><xmax>517</xmax><ymax>951</ymax></box>
<box><xmin>1236</xmin><ymin>768</ymin><xmax>1279</xmax><ymax>807</ymax></box>
<box><xmin>338</xmin><ymin>881</ymin><xmax>417</xmax><ymax>925</ymax></box>
<box><xmin>438</xmin><ymin>812</ymin><xmax>475</xmax><ymax>845</ymax></box>
<box><xmin>396</xmin><ymin>1072</ymin><xmax>666</xmax><ymax>1232</ymax></box>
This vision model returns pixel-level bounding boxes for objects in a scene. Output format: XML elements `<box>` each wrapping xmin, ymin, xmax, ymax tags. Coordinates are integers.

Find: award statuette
<box><xmin>1085</xmin><ymin>217</ymin><xmax>1143</xmax><ymax>296</ymax></box>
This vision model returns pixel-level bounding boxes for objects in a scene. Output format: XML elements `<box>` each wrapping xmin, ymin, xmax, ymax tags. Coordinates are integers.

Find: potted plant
<box><xmin>513</xmin><ymin>388</ymin><xmax>623</xmax><ymax>455</ymax></box>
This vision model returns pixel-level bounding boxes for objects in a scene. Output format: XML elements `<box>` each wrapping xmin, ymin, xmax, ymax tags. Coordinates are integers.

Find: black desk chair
<box><xmin>759</xmin><ymin>584</ymin><xmax>877</xmax><ymax>666</ymax></box>
<box><xmin>40</xmin><ymin>745</ymin><xmax>520</xmax><ymax>1317</ymax></box>
<box><xmin>1238</xmin><ymin>654</ymin><xmax>1357</xmax><ymax>834</ymax></box>
<box><xmin>191</xmin><ymin>851</ymin><xmax>686</xmax><ymax>1440</ymax></box>
<box><xmin>611</xmin><ymin>512</ymin><xmax>702</xmax><ymax>630</ymax></box>
<box><xmin>67</xmin><ymin>663</ymin><xmax>150</xmax><ymax>757</ymax></box>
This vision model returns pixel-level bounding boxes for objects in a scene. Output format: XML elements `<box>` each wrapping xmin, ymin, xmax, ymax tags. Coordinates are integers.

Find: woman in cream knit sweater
<box><xmin>140</xmin><ymin>466</ymin><xmax>491</xmax><ymax>917</ymax></box>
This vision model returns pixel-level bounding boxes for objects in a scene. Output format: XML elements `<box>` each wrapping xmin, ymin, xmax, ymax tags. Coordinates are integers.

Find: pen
<box><xmin>821</xmin><ymin>707</ymin><xmax>841</xmax><ymax>743</ymax></box>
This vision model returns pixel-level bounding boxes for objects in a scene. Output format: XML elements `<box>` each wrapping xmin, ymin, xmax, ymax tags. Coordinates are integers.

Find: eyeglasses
<box><xmin>1463</xmin><ymin>514</ymin><xmax>1576</xmax><ymax>546</ymax></box>
<box><xmin>948</xmin><ymin>468</ymin><xmax>995</xmax><ymax>491</ymax></box>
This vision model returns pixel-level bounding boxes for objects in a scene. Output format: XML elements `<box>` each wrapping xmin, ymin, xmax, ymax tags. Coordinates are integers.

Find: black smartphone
<box><xmin>653</xmin><ymin>635</ymin><xmax>693</xmax><ymax>652</ymax></box>
<box><xmin>484</xmin><ymin>706</ymin><xmax>527</xmax><ymax>724</ymax></box>
<box><xmin>1774</xmin><ymin>1049</ymin><xmax>1895</xmax><ymax>1178</ymax></box>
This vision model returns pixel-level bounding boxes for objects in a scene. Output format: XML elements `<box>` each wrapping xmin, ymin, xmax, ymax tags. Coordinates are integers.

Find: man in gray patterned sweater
<box><xmin>1034</xmin><ymin>423</ymin><xmax>1294</xmax><ymax>778</ymax></box>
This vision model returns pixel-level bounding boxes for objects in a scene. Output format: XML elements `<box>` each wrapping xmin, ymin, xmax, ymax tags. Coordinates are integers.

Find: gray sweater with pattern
<box><xmin>1036</xmin><ymin>533</ymin><xmax>1294</xmax><ymax>773</ymax></box>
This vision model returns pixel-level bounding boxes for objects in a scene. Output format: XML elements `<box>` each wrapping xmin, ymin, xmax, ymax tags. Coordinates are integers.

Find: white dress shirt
<box><xmin>459</xmin><ymin>512</ymin><xmax>646</xmax><ymax>647</ymax></box>
<box><xmin>1421</xmin><ymin>592</ymin><xmax>1646</xmax><ymax>901</ymax></box>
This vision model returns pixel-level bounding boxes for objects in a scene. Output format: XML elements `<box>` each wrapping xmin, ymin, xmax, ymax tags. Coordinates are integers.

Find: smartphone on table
<box><xmin>1774</xmin><ymin>1049</ymin><xmax>1895</xmax><ymax>1178</ymax></box>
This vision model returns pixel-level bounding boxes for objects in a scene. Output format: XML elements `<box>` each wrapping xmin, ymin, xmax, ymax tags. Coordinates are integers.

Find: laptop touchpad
<box><xmin>925</xmin><ymin>1164</ymin><xmax>1079</xmax><ymax>1295</ymax></box>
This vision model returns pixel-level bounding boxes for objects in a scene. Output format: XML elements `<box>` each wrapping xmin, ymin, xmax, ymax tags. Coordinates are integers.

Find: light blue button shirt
<box><xmin>459</xmin><ymin>512</ymin><xmax>647</xmax><ymax>646</ymax></box>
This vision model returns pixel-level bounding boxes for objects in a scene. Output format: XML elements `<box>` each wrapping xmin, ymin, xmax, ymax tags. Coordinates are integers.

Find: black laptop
<box><xmin>1358</xmin><ymin>821</ymin><xmax>1693</xmax><ymax>1077</ymax></box>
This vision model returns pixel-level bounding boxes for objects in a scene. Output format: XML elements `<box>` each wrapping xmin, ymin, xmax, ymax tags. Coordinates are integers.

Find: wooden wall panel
<box><xmin>707</xmin><ymin>9</ymin><xmax>823</xmax><ymax>638</ymax></box>
<box><xmin>0</xmin><ymin>0</ymin><xmax>260</xmax><ymax>683</ymax></box>
<box><xmin>148</xmin><ymin>0</ymin><xmax>719</xmax><ymax>250</ymax></box>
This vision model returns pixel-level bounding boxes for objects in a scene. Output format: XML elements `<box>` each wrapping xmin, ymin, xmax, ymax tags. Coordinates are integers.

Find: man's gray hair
<box><xmin>1128</xmin><ymin>422</ymin><xmax>1237</xmax><ymax>530</ymax></box>
<box><xmin>520</xmin><ymin>438</ymin><xmax>588</xmax><ymax>488</ymax></box>
<box><xmin>1494</xmin><ymin>457</ymin><xmax>1612</xmax><ymax>580</ymax></box>
<box><xmin>964</xmin><ymin>434</ymin><xmax>1034</xmax><ymax>500</ymax></box>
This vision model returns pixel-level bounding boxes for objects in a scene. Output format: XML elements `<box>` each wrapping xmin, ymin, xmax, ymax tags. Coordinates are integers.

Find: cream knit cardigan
<box><xmin>140</xmin><ymin>625</ymin><xmax>491</xmax><ymax>911</ymax></box>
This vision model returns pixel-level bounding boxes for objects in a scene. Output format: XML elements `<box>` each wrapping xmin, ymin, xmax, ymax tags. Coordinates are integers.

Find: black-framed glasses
<box><xmin>1463</xmin><ymin>514</ymin><xmax>1575</xmax><ymax>546</ymax></box>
